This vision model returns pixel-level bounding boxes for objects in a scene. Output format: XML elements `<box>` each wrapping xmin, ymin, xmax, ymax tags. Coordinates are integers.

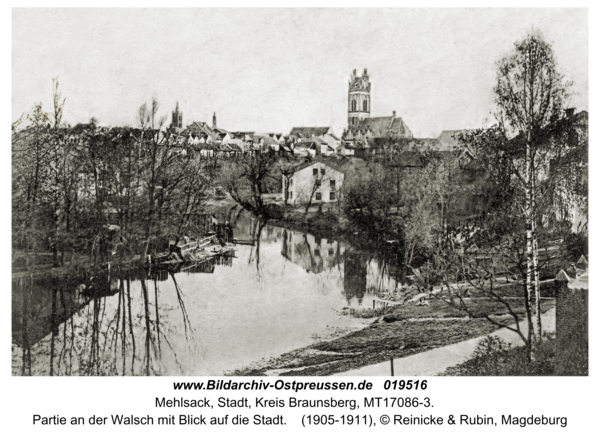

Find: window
<box><xmin>316</xmin><ymin>192</ymin><xmax>322</xmax><ymax>201</ymax></box>
<box><xmin>330</xmin><ymin>179</ymin><xmax>336</xmax><ymax>187</ymax></box>
<box><xmin>320</xmin><ymin>168</ymin><xmax>325</xmax><ymax>175</ymax></box>
<box><xmin>330</xmin><ymin>191</ymin><xmax>336</xmax><ymax>200</ymax></box>
<box><xmin>352</xmin><ymin>100</ymin><xmax>357</xmax><ymax>111</ymax></box>
<box><xmin>328</xmin><ymin>249</ymin><xmax>334</xmax><ymax>256</ymax></box>
<box><xmin>315</xmin><ymin>179</ymin><xmax>321</xmax><ymax>186</ymax></box>
<box><xmin>313</xmin><ymin>168</ymin><xmax>318</xmax><ymax>176</ymax></box>
<box><xmin>363</xmin><ymin>100</ymin><xmax>368</xmax><ymax>112</ymax></box>
<box><xmin>314</xmin><ymin>249</ymin><xmax>321</xmax><ymax>257</ymax></box>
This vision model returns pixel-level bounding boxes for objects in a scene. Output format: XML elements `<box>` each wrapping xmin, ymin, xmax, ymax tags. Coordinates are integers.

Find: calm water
<box><xmin>12</xmin><ymin>212</ymin><xmax>402</xmax><ymax>376</ymax></box>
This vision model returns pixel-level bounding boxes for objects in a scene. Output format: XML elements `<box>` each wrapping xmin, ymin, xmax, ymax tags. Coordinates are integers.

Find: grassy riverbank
<box><xmin>438</xmin><ymin>321</ymin><xmax>587</xmax><ymax>376</ymax></box>
<box><xmin>229</xmin><ymin>297</ymin><xmax>555</xmax><ymax>376</ymax></box>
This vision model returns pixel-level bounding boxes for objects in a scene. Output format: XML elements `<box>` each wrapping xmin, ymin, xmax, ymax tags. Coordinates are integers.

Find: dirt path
<box><xmin>230</xmin><ymin>299</ymin><xmax>555</xmax><ymax>377</ymax></box>
<box><xmin>334</xmin><ymin>308</ymin><xmax>555</xmax><ymax>377</ymax></box>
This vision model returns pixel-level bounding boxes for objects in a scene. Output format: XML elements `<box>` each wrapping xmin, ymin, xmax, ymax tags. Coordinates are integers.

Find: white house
<box><xmin>284</xmin><ymin>161</ymin><xmax>344</xmax><ymax>204</ymax></box>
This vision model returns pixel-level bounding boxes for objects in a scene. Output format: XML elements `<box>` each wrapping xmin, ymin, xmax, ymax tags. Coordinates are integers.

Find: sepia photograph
<box><xmin>11</xmin><ymin>7</ymin><xmax>588</xmax><ymax>377</ymax></box>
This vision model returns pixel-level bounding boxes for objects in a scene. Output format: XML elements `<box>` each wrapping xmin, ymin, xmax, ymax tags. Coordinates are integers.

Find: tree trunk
<box><xmin>532</xmin><ymin>219</ymin><xmax>542</xmax><ymax>341</ymax></box>
<box><xmin>525</xmin><ymin>140</ymin><xmax>541</xmax><ymax>361</ymax></box>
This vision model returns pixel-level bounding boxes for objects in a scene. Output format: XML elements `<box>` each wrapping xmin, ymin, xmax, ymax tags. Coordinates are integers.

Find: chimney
<box><xmin>392</xmin><ymin>111</ymin><xmax>396</xmax><ymax>118</ymax></box>
<box><xmin>363</xmin><ymin>68</ymin><xmax>368</xmax><ymax>76</ymax></box>
<box><xmin>212</xmin><ymin>112</ymin><xmax>217</xmax><ymax>129</ymax></box>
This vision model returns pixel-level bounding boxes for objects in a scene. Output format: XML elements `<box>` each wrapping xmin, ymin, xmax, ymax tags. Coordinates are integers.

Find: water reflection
<box><xmin>281</xmin><ymin>229</ymin><xmax>344</xmax><ymax>274</ymax></box>
<box><xmin>344</xmin><ymin>251</ymin><xmax>368</xmax><ymax>305</ymax></box>
<box><xmin>12</xmin><ymin>215</ymin><xmax>407</xmax><ymax>376</ymax></box>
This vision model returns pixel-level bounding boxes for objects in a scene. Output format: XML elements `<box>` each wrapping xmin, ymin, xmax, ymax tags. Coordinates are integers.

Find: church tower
<box><xmin>348</xmin><ymin>68</ymin><xmax>371</xmax><ymax>128</ymax></box>
<box><xmin>171</xmin><ymin>102</ymin><xmax>182</xmax><ymax>129</ymax></box>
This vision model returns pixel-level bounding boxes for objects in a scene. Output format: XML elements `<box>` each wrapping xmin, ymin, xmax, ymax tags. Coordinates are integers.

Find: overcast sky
<box><xmin>12</xmin><ymin>8</ymin><xmax>587</xmax><ymax>138</ymax></box>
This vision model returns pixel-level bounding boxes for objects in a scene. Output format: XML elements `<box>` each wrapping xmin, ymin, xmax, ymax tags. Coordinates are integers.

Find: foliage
<box><xmin>452</xmin><ymin>30</ymin><xmax>586</xmax><ymax>359</ymax></box>
<box><xmin>413</xmin><ymin>198</ymin><xmax>575</xmax><ymax>349</ymax></box>
<box><xmin>342</xmin><ymin>149</ymin><xmax>456</xmax><ymax>271</ymax></box>
<box><xmin>12</xmin><ymin>84</ymin><xmax>220</xmax><ymax>268</ymax></box>
<box><xmin>219</xmin><ymin>152</ymin><xmax>278</xmax><ymax>216</ymax></box>
<box><xmin>441</xmin><ymin>329</ymin><xmax>587</xmax><ymax>376</ymax></box>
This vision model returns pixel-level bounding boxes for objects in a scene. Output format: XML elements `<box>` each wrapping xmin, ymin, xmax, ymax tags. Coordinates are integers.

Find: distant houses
<box><xmin>169</xmin><ymin>104</ymin><xmax>290</xmax><ymax>155</ymax></box>
<box><xmin>288</xmin><ymin>126</ymin><xmax>341</xmax><ymax>156</ymax></box>
<box><xmin>164</xmin><ymin>66</ymin><xmax>485</xmax><ymax>168</ymax></box>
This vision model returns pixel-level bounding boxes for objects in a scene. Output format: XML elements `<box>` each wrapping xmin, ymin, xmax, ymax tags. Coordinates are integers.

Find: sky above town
<box><xmin>12</xmin><ymin>8</ymin><xmax>588</xmax><ymax>138</ymax></box>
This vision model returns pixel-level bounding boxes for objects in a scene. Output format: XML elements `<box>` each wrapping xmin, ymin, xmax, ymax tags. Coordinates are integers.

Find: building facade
<box><xmin>284</xmin><ymin>161</ymin><xmax>344</xmax><ymax>204</ymax></box>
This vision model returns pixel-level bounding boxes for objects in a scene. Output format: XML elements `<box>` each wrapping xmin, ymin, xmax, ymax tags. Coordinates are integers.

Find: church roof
<box><xmin>344</xmin><ymin>116</ymin><xmax>413</xmax><ymax>139</ymax></box>
<box><xmin>370</xmin><ymin>116</ymin><xmax>411</xmax><ymax>136</ymax></box>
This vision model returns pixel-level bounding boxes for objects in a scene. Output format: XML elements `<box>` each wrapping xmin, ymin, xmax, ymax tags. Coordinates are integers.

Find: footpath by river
<box><xmin>335</xmin><ymin>308</ymin><xmax>556</xmax><ymax>376</ymax></box>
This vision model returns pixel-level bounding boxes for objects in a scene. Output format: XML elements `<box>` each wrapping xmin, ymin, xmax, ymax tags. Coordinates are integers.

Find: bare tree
<box><xmin>169</xmin><ymin>151</ymin><xmax>219</xmax><ymax>247</ymax></box>
<box><xmin>52</xmin><ymin>77</ymin><xmax>66</xmax><ymax>129</ymax></box>
<box><xmin>220</xmin><ymin>152</ymin><xmax>277</xmax><ymax>216</ymax></box>
<box><xmin>304</xmin><ymin>167</ymin><xmax>325</xmax><ymax>214</ymax></box>
<box><xmin>279</xmin><ymin>159</ymin><xmax>296</xmax><ymax>206</ymax></box>
<box><xmin>135</xmin><ymin>98</ymin><xmax>189</xmax><ymax>259</ymax></box>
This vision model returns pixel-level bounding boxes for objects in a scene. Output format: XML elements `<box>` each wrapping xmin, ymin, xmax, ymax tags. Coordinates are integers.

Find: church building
<box><xmin>342</xmin><ymin>68</ymin><xmax>413</xmax><ymax>145</ymax></box>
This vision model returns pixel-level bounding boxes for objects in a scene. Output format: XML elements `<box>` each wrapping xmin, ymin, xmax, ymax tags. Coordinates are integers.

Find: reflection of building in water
<box><xmin>281</xmin><ymin>229</ymin><xmax>344</xmax><ymax>274</ymax></box>
<box><xmin>261</xmin><ymin>224</ymin><xmax>283</xmax><ymax>243</ymax></box>
<box><xmin>343</xmin><ymin>250</ymin><xmax>367</xmax><ymax>304</ymax></box>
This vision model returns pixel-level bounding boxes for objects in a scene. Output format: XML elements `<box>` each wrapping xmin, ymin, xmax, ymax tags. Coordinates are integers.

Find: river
<box><xmin>12</xmin><ymin>211</ymin><xmax>403</xmax><ymax>376</ymax></box>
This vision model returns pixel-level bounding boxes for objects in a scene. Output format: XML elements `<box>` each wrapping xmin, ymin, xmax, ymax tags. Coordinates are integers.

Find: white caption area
<box><xmin>7</xmin><ymin>376</ymin><xmax>594</xmax><ymax>435</ymax></box>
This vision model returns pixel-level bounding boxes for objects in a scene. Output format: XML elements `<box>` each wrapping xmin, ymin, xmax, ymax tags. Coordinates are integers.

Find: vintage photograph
<box><xmin>12</xmin><ymin>8</ymin><xmax>588</xmax><ymax>376</ymax></box>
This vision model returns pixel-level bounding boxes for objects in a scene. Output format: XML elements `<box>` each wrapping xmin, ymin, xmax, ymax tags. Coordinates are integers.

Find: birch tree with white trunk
<box><xmin>470</xmin><ymin>30</ymin><xmax>579</xmax><ymax>360</ymax></box>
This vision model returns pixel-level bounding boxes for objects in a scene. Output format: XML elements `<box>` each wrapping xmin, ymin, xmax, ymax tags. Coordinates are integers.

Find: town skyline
<box><xmin>13</xmin><ymin>8</ymin><xmax>588</xmax><ymax>138</ymax></box>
